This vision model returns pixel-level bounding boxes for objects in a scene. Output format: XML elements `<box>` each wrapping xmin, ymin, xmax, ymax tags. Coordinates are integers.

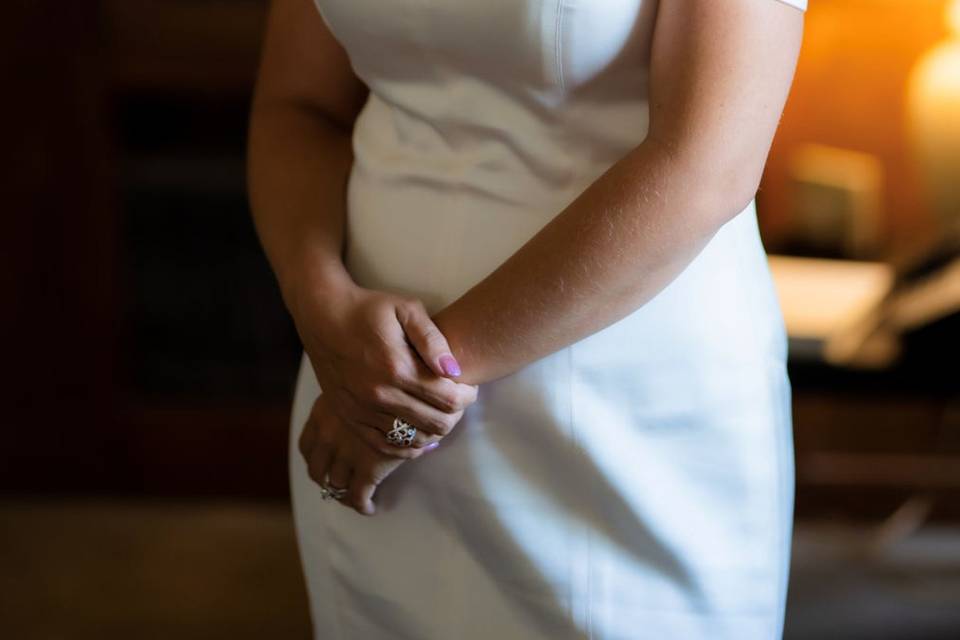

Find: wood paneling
<box><xmin>2</xmin><ymin>0</ymin><xmax>119</xmax><ymax>490</ymax></box>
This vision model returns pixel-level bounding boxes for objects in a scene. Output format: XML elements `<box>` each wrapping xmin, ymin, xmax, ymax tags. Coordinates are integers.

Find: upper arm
<box><xmin>646</xmin><ymin>0</ymin><xmax>805</xmax><ymax>212</ymax></box>
<box><xmin>251</xmin><ymin>0</ymin><xmax>369</xmax><ymax>131</ymax></box>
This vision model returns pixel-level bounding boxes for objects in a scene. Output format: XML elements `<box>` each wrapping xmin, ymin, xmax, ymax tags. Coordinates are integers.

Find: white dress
<box><xmin>289</xmin><ymin>0</ymin><xmax>808</xmax><ymax>638</ymax></box>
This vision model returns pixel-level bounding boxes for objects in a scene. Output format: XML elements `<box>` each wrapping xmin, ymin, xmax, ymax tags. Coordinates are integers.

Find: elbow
<box><xmin>250</xmin><ymin>93</ymin><xmax>358</xmax><ymax>136</ymax></box>
<box><xmin>646</xmin><ymin>135</ymin><xmax>766</xmax><ymax>231</ymax></box>
<box><xmin>690</xmin><ymin>155</ymin><xmax>765</xmax><ymax>232</ymax></box>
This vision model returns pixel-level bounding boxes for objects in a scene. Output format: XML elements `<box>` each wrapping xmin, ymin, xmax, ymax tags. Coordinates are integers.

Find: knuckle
<box><xmin>431</xmin><ymin>416</ymin><xmax>453</xmax><ymax>437</ymax></box>
<box><xmin>394</xmin><ymin>298</ymin><xmax>416</xmax><ymax>322</ymax></box>
<box><xmin>429</xmin><ymin>394</ymin><xmax>454</xmax><ymax>414</ymax></box>
<box><xmin>429</xmin><ymin>386</ymin><xmax>457</xmax><ymax>412</ymax></box>
<box><xmin>297</xmin><ymin>429</ymin><xmax>311</xmax><ymax>457</ymax></box>
<box><xmin>430</xmin><ymin>381</ymin><xmax>460</xmax><ymax>413</ymax></box>
<box><xmin>332</xmin><ymin>388</ymin><xmax>356</xmax><ymax>413</ymax></box>
<box><xmin>420</xmin><ymin>331</ymin><xmax>449</xmax><ymax>354</ymax></box>
<box><xmin>298</xmin><ymin>442</ymin><xmax>311</xmax><ymax>463</ymax></box>
<box><xmin>315</xmin><ymin>427</ymin><xmax>336</xmax><ymax>447</ymax></box>
<box><xmin>306</xmin><ymin>465</ymin><xmax>324</xmax><ymax>487</ymax></box>
<box><xmin>366</xmin><ymin>339</ymin><xmax>392</xmax><ymax>368</ymax></box>
<box><xmin>383</xmin><ymin>358</ymin><xmax>407</xmax><ymax>385</ymax></box>
<box><xmin>418</xmin><ymin>323</ymin><xmax>442</xmax><ymax>343</ymax></box>
<box><xmin>403</xmin><ymin>296</ymin><xmax>425</xmax><ymax>312</ymax></box>
<box><xmin>369</xmin><ymin>383</ymin><xmax>392</xmax><ymax>406</ymax></box>
<box><xmin>444</xmin><ymin>392</ymin><xmax>465</xmax><ymax>413</ymax></box>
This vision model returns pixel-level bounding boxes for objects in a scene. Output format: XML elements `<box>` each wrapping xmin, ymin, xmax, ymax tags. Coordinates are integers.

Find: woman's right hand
<box><xmin>289</xmin><ymin>273</ymin><xmax>479</xmax><ymax>458</ymax></box>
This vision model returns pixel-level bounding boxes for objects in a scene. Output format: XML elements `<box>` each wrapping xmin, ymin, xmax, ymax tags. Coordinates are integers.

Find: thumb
<box><xmin>396</xmin><ymin>299</ymin><xmax>462</xmax><ymax>378</ymax></box>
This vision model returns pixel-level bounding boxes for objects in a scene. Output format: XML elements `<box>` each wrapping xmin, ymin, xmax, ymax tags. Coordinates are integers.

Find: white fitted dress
<box><xmin>289</xmin><ymin>1</ymin><xmax>808</xmax><ymax>638</ymax></box>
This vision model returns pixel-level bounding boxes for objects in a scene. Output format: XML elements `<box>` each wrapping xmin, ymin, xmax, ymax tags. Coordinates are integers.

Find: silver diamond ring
<box><xmin>386</xmin><ymin>416</ymin><xmax>417</xmax><ymax>447</ymax></box>
<box><xmin>320</xmin><ymin>483</ymin><xmax>347</xmax><ymax>501</ymax></box>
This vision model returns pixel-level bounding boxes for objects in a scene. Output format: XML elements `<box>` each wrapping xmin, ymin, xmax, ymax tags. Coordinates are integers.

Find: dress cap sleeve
<box><xmin>774</xmin><ymin>0</ymin><xmax>807</xmax><ymax>10</ymax></box>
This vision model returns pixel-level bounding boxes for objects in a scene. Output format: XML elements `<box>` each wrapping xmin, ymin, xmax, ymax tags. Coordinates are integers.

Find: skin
<box><xmin>248</xmin><ymin>0</ymin><xmax>805</xmax><ymax>515</ymax></box>
<box><xmin>249</xmin><ymin>0</ymin><xmax>478</xmax><ymax>515</ymax></box>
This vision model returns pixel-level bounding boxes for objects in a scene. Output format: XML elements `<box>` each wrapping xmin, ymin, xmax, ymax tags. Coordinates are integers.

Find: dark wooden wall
<box><xmin>4</xmin><ymin>0</ymin><xmax>119</xmax><ymax>491</ymax></box>
<box><xmin>2</xmin><ymin>0</ymin><xmax>299</xmax><ymax>499</ymax></box>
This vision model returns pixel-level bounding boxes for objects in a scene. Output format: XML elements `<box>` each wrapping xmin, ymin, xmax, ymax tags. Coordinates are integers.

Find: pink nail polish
<box><xmin>439</xmin><ymin>354</ymin><xmax>461</xmax><ymax>377</ymax></box>
<box><xmin>424</xmin><ymin>442</ymin><xmax>440</xmax><ymax>451</ymax></box>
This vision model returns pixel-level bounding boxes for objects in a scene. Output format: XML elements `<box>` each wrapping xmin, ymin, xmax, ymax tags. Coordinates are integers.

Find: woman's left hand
<box><xmin>299</xmin><ymin>391</ymin><xmax>438</xmax><ymax>516</ymax></box>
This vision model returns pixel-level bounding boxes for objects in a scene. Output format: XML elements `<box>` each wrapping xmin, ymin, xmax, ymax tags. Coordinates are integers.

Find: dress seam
<box><xmin>554</xmin><ymin>1</ymin><xmax>567</xmax><ymax>91</ymax></box>
<box><xmin>567</xmin><ymin>344</ymin><xmax>594</xmax><ymax>638</ymax></box>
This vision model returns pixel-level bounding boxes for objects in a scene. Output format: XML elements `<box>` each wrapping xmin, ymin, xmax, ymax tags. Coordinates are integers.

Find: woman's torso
<box><xmin>293</xmin><ymin>2</ymin><xmax>797</xmax><ymax>636</ymax></box>
<box><xmin>315</xmin><ymin>0</ymin><xmax>786</xmax><ymax>359</ymax></box>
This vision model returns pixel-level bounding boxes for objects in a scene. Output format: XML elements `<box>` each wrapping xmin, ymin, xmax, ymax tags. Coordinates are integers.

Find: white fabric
<box><xmin>290</xmin><ymin>1</ymin><xmax>799</xmax><ymax>638</ymax></box>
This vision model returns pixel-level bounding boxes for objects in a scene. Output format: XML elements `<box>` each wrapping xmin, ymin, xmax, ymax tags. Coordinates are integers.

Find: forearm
<box><xmin>431</xmin><ymin>139</ymin><xmax>754</xmax><ymax>386</ymax></box>
<box><xmin>247</xmin><ymin>102</ymin><xmax>356</xmax><ymax>311</ymax></box>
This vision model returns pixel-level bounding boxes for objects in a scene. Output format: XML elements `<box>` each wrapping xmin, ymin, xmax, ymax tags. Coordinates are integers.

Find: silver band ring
<box><xmin>387</xmin><ymin>416</ymin><xmax>417</xmax><ymax>447</ymax></box>
<box><xmin>320</xmin><ymin>483</ymin><xmax>347</xmax><ymax>501</ymax></box>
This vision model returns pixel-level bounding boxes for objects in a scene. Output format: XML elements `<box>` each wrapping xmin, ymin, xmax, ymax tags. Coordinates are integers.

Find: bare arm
<box><xmin>432</xmin><ymin>0</ymin><xmax>805</xmax><ymax>386</ymax></box>
<box><xmin>248</xmin><ymin>0</ymin><xmax>478</xmax><ymax>467</ymax></box>
<box><xmin>247</xmin><ymin>0</ymin><xmax>367</xmax><ymax>310</ymax></box>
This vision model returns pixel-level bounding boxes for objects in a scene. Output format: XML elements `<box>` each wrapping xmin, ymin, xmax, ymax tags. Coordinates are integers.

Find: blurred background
<box><xmin>2</xmin><ymin>0</ymin><xmax>959</xmax><ymax>638</ymax></box>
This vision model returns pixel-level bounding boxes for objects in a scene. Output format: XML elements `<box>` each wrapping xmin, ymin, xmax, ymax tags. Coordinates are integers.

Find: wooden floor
<box><xmin>0</xmin><ymin>500</ymin><xmax>311</xmax><ymax>640</ymax></box>
<box><xmin>2</xmin><ymin>499</ymin><xmax>959</xmax><ymax>639</ymax></box>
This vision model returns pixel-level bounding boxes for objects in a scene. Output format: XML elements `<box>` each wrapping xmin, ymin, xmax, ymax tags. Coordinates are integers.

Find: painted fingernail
<box><xmin>424</xmin><ymin>442</ymin><xmax>441</xmax><ymax>451</ymax></box>
<box><xmin>439</xmin><ymin>354</ymin><xmax>461</xmax><ymax>377</ymax></box>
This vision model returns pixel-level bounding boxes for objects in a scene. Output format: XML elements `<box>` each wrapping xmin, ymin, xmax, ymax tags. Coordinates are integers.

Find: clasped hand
<box><xmin>292</xmin><ymin>279</ymin><xmax>477</xmax><ymax>516</ymax></box>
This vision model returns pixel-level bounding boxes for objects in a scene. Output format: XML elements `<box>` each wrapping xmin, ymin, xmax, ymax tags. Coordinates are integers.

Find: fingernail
<box><xmin>424</xmin><ymin>442</ymin><xmax>440</xmax><ymax>452</ymax></box>
<box><xmin>439</xmin><ymin>354</ymin><xmax>461</xmax><ymax>377</ymax></box>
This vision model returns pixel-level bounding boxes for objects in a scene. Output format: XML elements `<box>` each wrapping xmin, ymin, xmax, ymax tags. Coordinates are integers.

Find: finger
<box><xmin>333</xmin><ymin>389</ymin><xmax>445</xmax><ymax>445</ymax></box>
<box><xmin>374</xmin><ymin>346</ymin><xmax>477</xmax><ymax>415</ymax></box>
<box><xmin>396</xmin><ymin>359</ymin><xmax>479</xmax><ymax>415</ymax></box>
<box><xmin>348</xmin><ymin>475</ymin><xmax>378</xmax><ymax>516</ymax></box>
<box><xmin>395</xmin><ymin>298</ymin><xmax>462</xmax><ymax>379</ymax></box>
<box><xmin>306</xmin><ymin>443</ymin><xmax>335</xmax><ymax>490</ymax></box>
<box><xmin>367</xmin><ymin>387</ymin><xmax>462</xmax><ymax>437</ymax></box>
<box><xmin>327</xmin><ymin>453</ymin><xmax>353</xmax><ymax>493</ymax></box>
<box><xmin>298</xmin><ymin>417</ymin><xmax>316</xmax><ymax>459</ymax></box>
<box><xmin>300</xmin><ymin>395</ymin><xmax>331</xmax><ymax>459</ymax></box>
<box><xmin>381</xmin><ymin>415</ymin><xmax>444</xmax><ymax>450</ymax></box>
<box><xmin>358</xmin><ymin>423</ymin><xmax>418</xmax><ymax>458</ymax></box>
<box><xmin>354</xmin><ymin>423</ymin><xmax>438</xmax><ymax>459</ymax></box>
<box><xmin>346</xmin><ymin>455</ymin><xmax>401</xmax><ymax>516</ymax></box>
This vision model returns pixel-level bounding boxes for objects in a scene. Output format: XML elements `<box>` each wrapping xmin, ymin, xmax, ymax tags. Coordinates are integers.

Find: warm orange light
<box><xmin>949</xmin><ymin>0</ymin><xmax>960</xmax><ymax>35</ymax></box>
<box><xmin>906</xmin><ymin>0</ymin><xmax>960</xmax><ymax>230</ymax></box>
